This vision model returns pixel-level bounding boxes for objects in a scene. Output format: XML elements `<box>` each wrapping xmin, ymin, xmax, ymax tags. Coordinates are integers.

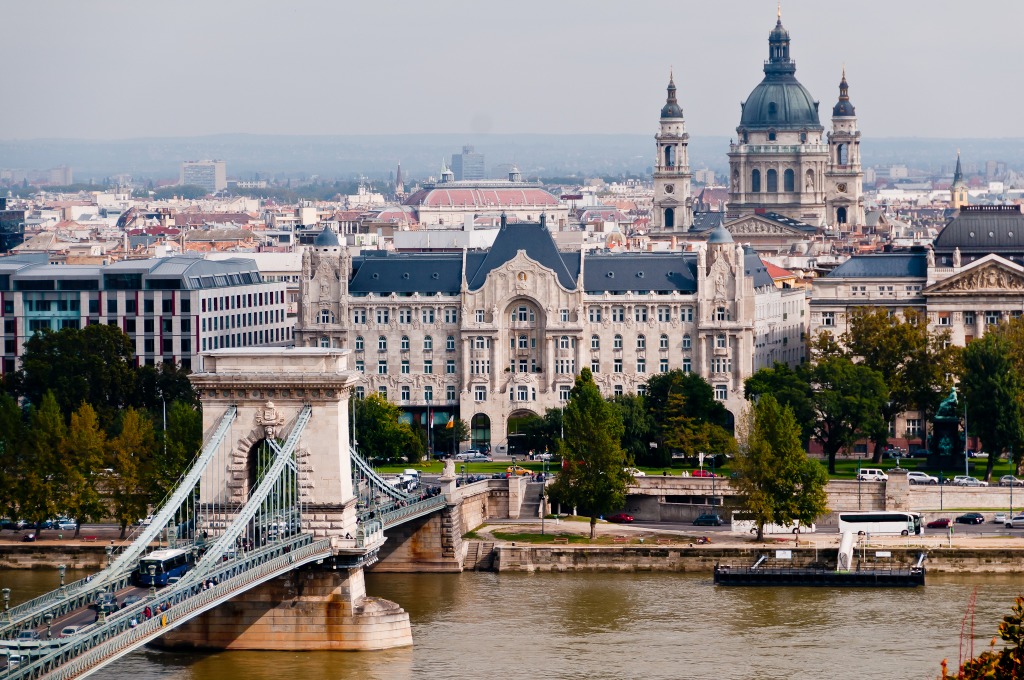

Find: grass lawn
<box><xmin>825</xmin><ymin>456</ymin><xmax>1012</xmax><ymax>480</ymax></box>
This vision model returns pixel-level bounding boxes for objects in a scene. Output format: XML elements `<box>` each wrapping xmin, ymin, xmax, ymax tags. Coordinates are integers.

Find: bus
<box><xmin>731</xmin><ymin>511</ymin><xmax>816</xmax><ymax>535</ymax></box>
<box><xmin>134</xmin><ymin>548</ymin><xmax>192</xmax><ymax>587</ymax></box>
<box><xmin>836</xmin><ymin>511</ymin><xmax>923</xmax><ymax>536</ymax></box>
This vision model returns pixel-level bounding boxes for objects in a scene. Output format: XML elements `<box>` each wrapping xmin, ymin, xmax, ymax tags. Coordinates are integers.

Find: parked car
<box><xmin>607</xmin><ymin>513</ymin><xmax>634</xmax><ymax>523</ymax></box>
<box><xmin>994</xmin><ymin>513</ymin><xmax>1009</xmax><ymax>524</ymax></box>
<box><xmin>693</xmin><ymin>513</ymin><xmax>724</xmax><ymax>526</ymax></box>
<box><xmin>856</xmin><ymin>468</ymin><xmax>888</xmax><ymax>481</ymax></box>
<box><xmin>691</xmin><ymin>469</ymin><xmax>716</xmax><ymax>478</ymax></box>
<box><xmin>1005</xmin><ymin>515</ymin><xmax>1024</xmax><ymax>529</ymax></box>
<box><xmin>59</xmin><ymin>626</ymin><xmax>81</xmax><ymax>638</ymax></box>
<box><xmin>953</xmin><ymin>476</ymin><xmax>989</xmax><ymax>487</ymax></box>
<box><xmin>1</xmin><ymin>519</ymin><xmax>28</xmax><ymax>531</ymax></box>
<box><xmin>505</xmin><ymin>466</ymin><xmax>531</xmax><ymax>476</ymax></box>
<box><xmin>907</xmin><ymin>471</ymin><xmax>939</xmax><ymax>485</ymax></box>
<box><xmin>999</xmin><ymin>475</ymin><xmax>1024</xmax><ymax>487</ymax></box>
<box><xmin>955</xmin><ymin>512</ymin><xmax>986</xmax><ymax>525</ymax></box>
<box><xmin>927</xmin><ymin>517</ymin><xmax>952</xmax><ymax>529</ymax></box>
<box><xmin>624</xmin><ymin>467</ymin><xmax>646</xmax><ymax>477</ymax></box>
<box><xmin>16</xmin><ymin>630</ymin><xmax>39</xmax><ymax>641</ymax></box>
<box><xmin>54</xmin><ymin>518</ymin><xmax>76</xmax><ymax>531</ymax></box>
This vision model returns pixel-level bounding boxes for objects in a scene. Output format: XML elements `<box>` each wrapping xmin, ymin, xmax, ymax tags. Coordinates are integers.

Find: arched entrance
<box><xmin>664</xmin><ymin>207</ymin><xmax>675</xmax><ymax>228</ymax></box>
<box><xmin>836</xmin><ymin>206</ymin><xmax>848</xmax><ymax>225</ymax></box>
<box><xmin>506</xmin><ymin>410</ymin><xmax>537</xmax><ymax>457</ymax></box>
<box><xmin>471</xmin><ymin>413</ymin><xmax>491</xmax><ymax>452</ymax></box>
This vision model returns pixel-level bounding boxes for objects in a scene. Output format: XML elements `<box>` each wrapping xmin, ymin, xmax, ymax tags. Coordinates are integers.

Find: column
<box><xmin>545</xmin><ymin>337</ymin><xmax>555</xmax><ymax>391</ymax></box>
<box><xmin>461</xmin><ymin>337</ymin><xmax>471</xmax><ymax>391</ymax></box>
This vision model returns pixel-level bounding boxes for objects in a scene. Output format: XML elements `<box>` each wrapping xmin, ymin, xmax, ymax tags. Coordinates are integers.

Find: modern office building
<box><xmin>0</xmin><ymin>254</ymin><xmax>290</xmax><ymax>375</ymax></box>
<box><xmin>450</xmin><ymin>145</ymin><xmax>485</xmax><ymax>181</ymax></box>
<box><xmin>0</xmin><ymin>197</ymin><xmax>26</xmax><ymax>253</ymax></box>
<box><xmin>295</xmin><ymin>220</ymin><xmax>805</xmax><ymax>453</ymax></box>
<box><xmin>180</xmin><ymin>160</ymin><xmax>227</xmax><ymax>193</ymax></box>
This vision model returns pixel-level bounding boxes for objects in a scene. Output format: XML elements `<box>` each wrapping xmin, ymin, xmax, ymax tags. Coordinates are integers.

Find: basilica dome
<box><xmin>738</xmin><ymin>17</ymin><xmax>822</xmax><ymax>131</ymax></box>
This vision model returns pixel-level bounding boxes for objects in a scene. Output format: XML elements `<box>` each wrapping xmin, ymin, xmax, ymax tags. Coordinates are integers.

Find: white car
<box><xmin>906</xmin><ymin>471</ymin><xmax>938</xmax><ymax>485</ymax></box>
<box><xmin>856</xmin><ymin>468</ymin><xmax>888</xmax><ymax>482</ymax></box>
<box><xmin>1005</xmin><ymin>514</ymin><xmax>1024</xmax><ymax>529</ymax></box>
<box><xmin>953</xmin><ymin>475</ymin><xmax>989</xmax><ymax>487</ymax></box>
<box><xmin>994</xmin><ymin>513</ymin><xmax>1009</xmax><ymax>524</ymax></box>
<box><xmin>624</xmin><ymin>467</ymin><xmax>646</xmax><ymax>477</ymax></box>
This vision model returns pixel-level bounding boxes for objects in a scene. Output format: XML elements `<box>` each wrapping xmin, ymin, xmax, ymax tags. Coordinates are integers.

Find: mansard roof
<box><xmin>466</xmin><ymin>221</ymin><xmax>578</xmax><ymax>291</ymax></box>
<box><xmin>825</xmin><ymin>253</ymin><xmax>928</xmax><ymax>279</ymax></box>
<box><xmin>933</xmin><ymin>205</ymin><xmax>1024</xmax><ymax>253</ymax></box>
<box><xmin>583</xmin><ymin>252</ymin><xmax>697</xmax><ymax>294</ymax></box>
<box><xmin>744</xmin><ymin>247</ymin><xmax>775</xmax><ymax>288</ymax></box>
<box><xmin>349</xmin><ymin>252</ymin><xmax>463</xmax><ymax>295</ymax></box>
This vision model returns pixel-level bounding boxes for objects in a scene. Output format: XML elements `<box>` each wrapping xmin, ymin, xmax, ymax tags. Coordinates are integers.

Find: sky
<box><xmin>2</xmin><ymin>0</ymin><xmax>1022</xmax><ymax>141</ymax></box>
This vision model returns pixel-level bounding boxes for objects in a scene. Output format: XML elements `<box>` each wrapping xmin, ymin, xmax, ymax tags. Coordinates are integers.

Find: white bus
<box><xmin>836</xmin><ymin>511</ymin><xmax>923</xmax><ymax>536</ymax></box>
<box><xmin>731</xmin><ymin>511</ymin><xmax>816</xmax><ymax>535</ymax></box>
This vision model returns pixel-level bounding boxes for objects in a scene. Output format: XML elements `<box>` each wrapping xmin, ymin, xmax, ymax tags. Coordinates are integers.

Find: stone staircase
<box><xmin>520</xmin><ymin>482</ymin><xmax>544</xmax><ymax>518</ymax></box>
<box><xmin>464</xmin><ymin>541</ymin><xmax>496</xmax><ymax>571</ymax></box>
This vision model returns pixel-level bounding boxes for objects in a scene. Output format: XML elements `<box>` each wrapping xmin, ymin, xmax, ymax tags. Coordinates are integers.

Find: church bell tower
<box><xmin>825</xmin><ymin>69</ymin><xmax>864</xmax><ymax>229</ymax></box>
<box><xmin>651</xmin><ymin>72</ymin><xmax>692</xmax><ymax>232</ymax></box>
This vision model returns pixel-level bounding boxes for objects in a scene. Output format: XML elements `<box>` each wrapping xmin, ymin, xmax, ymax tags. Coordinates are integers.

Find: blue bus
<box><xmin>134</xmin><ymin>548</ymin><xmax>192</xmax><ymax>587</ymax></box>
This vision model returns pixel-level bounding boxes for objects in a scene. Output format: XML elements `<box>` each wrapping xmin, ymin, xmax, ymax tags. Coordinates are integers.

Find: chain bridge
<box><xmin>0</xmin><ymin>348</ymin><xmax>452</xmax><ymax>679</ymax></box>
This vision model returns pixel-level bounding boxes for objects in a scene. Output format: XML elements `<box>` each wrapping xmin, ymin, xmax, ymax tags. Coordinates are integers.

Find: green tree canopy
<box><xmin>733</xmin><ymin>395</ymin><xmax>829</xmax><ymax>540</ymax></box>
<box><xmin>744</xmin><ymin>362</ymin><xmax>816</xmax><ymax>444</ymax></box>
<box><xmin>0</xmin><ymin>393</ymin><xmax>24</xmax><ymax>522</ymax></box>
<box><xmin>60</xmin><ymin>403</ymin><xmax>108</xmax><ymax>535</ymax></box>
<box><xmin>808</xmin><ymin>356</ymin><xmax>888</xmax><ymax>474</ymax></box>
<box><xmin>961</xmin><ymin>330</ymin><xmax>1024</xmax><ymax>478</ymax></box>
<box><xmin>942</xmin><ymin>595</ymin><xmax>1024</xmax><ymax>678</ymax></box>
<box><xmin>353</xmin><ymin>394</ymin><xmax>422</xmax><ymax>464</ymax></box>
<box><xmin>610</xmin><ymin>394</ymin><xmax>656</xmax><ymax>465</ymax></box>
<box><xmin>108</xmin><ymin>407</ymin><xmax>157</xmax><ymax>538</ymax></box>
<box><xmin>644</xmin><ymin>371</ymin><xmax>735</xmax><ymax>462</ymax></box>
<box><xmin>546</xmin><ymin>368</ymin><xmax>628</xmax><ymax>538</ymax></box>
<box><xmin>20</xmin><ymin>391</ymin><xmax>66</xmax><ymax>531</ymax></box>
<box><xmin>152</xmin><ymin>401</ymin><xmax>203</xmax><ymax>498</ymax></box>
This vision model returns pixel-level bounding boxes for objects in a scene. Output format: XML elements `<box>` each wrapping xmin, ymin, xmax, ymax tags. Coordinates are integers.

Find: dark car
<box><xmin>955</xmin><ymin>512</ymin><xmax>985</xmax><ymax>525</ymax></box>
<box><xmin>89</xmin><ymin>592</ymin><xmax>119</xmax><ymax>614</ymax></box>
<box><xmin>693</xmin><ymin>513</ymin><xmax>724</xmax><ymax>526</ymax></box>
<box><xmin>607</xmin><ymin>513</ymin><xmax>634</xmax><ymax>524</ymax></box>
<box><xmin>927</xmin><ymin>517</ymin><xmax>952</xmax><ymax>529</ymax></box>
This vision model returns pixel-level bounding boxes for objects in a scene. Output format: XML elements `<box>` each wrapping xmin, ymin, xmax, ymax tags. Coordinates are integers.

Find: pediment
<box><xmin>927</xmin><ymin>257</ymin><xmax>1024</xmax><ymax>294</ymax></box>
<box><xmin>724</xmin><ymin>216</ymin><xmax>807</xmax><ymax>237</ymax></box>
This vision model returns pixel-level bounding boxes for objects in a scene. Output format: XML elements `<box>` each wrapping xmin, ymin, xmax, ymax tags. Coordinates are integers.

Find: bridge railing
<box><xmin>377</xmin><ymin>494</ymin><xmax>448</xmax><ymax>528</ymax></box>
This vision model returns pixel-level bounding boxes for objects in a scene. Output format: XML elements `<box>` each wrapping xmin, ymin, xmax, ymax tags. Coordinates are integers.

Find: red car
<box><xmin>607</xmin><ymin>513</ymin><xmax>634</xmax><ymax>523</ymax></box>
<box><xmin>926</xmin><ymin>517</ymin><xmax>951</xmax><ymax>529</ymax></box>
<box><xmin>691</xmin><ymin>470</ymin><xmax>716</xmax><ymax>478</ymax></box>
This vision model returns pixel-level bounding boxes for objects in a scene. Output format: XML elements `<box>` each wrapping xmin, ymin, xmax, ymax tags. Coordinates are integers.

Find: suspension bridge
<box><xmin>0</xmin><ymin>348</ymin><xmax>450</xmax><ymax>679</ymax></box>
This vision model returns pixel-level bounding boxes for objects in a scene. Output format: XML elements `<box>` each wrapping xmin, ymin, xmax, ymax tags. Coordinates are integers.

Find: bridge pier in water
<box><xmin>163</xmin><ymin>348</ymin><xmax>413</xmax><ymax>651</ymax></box>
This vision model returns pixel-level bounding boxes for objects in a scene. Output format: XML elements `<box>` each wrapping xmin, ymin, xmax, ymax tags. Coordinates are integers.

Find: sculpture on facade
<box><xmin>255</xmin><ymin>401</ymin><xmax>286</xmax><ymax>441</ymax></box>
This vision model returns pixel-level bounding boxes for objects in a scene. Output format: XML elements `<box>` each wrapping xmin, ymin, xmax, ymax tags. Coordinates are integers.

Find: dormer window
<box><xmin>767</xmin><ymin>130</ymin><xmax>777</xmax><ymax>142</ymax></box>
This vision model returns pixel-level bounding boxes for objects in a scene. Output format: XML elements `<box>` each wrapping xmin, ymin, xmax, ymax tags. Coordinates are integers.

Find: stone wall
<box><xmin>372</xmin><ymin>506</ymin><xmax>463</xmax><ymax>573</ymax></box>
<box><xmin>0</xmin><ymin>545</ymin><xmax>106</xmax><ymax>570</ymax></box>
<box><xmin>154</xmin><ymin>566</ymin><xmax>412</xmax><ymax>651</ymax></box>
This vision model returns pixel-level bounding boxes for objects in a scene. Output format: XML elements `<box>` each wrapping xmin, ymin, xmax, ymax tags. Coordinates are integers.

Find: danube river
<box><xmin>3</xmin><ymin>569</ymin><xmax>1022</xmax><ymax>680</ymax></box>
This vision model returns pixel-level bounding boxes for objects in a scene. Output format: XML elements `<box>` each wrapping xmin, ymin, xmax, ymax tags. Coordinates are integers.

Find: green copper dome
<box><xmin>738</xmin><ymin>17</ymin><xmax>822</xmax><ymax>131</ymax></box>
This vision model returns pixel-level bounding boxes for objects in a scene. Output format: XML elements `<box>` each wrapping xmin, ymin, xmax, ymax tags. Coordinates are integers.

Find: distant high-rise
<box><xmin>47</xmin><ymin>166</ymin><xmax>73</xmax><ymax>186</ymax></box>
<box><xmin>450</xmin><ymin>145</ymin><xmax>485</xmax><ymax>181</ymax></box>
<box><xmin>180</xmin><ymin>160</ymin><xmax>227</xmax><ymax>193</ymax></box>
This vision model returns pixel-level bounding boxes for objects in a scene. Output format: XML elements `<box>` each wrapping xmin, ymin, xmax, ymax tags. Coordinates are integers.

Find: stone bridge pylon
<box><xmin>157</xmin><ymin>348</ymin><xmax>413</xmax><ymax>651</ymax></box>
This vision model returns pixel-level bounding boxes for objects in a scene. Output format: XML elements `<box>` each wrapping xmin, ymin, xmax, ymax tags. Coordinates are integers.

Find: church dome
<box><xmin>660</xmin><ymin>74</ymin><xmax>683</xmax><ymax>119</ymax></box>
<box><xmin>832</xmin><ymin>71</ymin><xmax>855</xmax><ymax>117</ymax></box>
<box><xmin>314</xmin><ymin>227</ymin><xmax>340</xmax><ymax>247</ymax></box>
<box><xmin>707</xmin><ymin>223</ymin><xmax>734</xmax><ymax>244</ymax></box>
<box><xmin>738</xmin><ymin>16</ymin><xmax>822</xmax><ymax>131</ymax></box>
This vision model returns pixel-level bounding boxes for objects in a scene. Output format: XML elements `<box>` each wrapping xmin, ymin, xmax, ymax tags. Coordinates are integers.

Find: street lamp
<box><xmin>105</xmin><ymin>545</ymin><xmax>113</xmax><ymax>568</ymax></box>
<box><xmin>148</xmin><ymin>564</ymin><xmax>157</xmax><ymax>599</ymax></box>
<box><xmin>2</xmin><ymin>588</ymin><xmax>10</xmax><ymax>621</ymax></box>
<box><xmin>711</xmin><ymin>454</ymin><xmax>717</xmax><ymax>508</ymax></box>
<box><xmin>44</xmin><ymin>613</ymin><xmax>52</xmax><ymax>640</ymax></box>
<box><xmin>58</xmin><ymin>564</ymin><xmax>66</xmax><ymax>590</ymax></box>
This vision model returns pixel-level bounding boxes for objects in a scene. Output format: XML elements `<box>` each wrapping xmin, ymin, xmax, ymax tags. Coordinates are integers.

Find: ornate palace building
<box><xmin>296</xmin><ymin>219</ymin><xmax>806</xmax><ymax>453</ymax></box>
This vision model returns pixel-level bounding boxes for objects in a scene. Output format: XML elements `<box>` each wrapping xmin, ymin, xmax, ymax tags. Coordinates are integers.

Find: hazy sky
<box><xmin>3</xmin><ymin>0</ymin><xmax>1022</xmax><ymax>140</ymax></box>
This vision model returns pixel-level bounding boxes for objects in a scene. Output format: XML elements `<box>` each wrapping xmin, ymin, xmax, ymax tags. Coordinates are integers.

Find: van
<box><xmin>856</xmin><ymin>468</ymin><xmax>888</xmax><ymax>481</ymax></box>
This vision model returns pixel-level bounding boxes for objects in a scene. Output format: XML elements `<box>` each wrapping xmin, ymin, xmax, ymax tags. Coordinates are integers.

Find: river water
<box><xmin>3</xmin><ymin>568</ymin><xmax>1021</xmax><ymax>680</ymax></box>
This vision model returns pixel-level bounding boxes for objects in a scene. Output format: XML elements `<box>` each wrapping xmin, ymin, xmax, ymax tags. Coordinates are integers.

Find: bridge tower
<box><xmin>159</xmin><ymin>347</ymin><xmax>413</xmax><ymax>651</ymax></box>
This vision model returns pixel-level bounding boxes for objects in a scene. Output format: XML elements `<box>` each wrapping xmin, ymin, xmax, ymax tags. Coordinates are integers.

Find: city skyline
<box><xmin>2</xmin><ymin>0</ymin><xmax>1021</xmax><ymax>141</ymax></box>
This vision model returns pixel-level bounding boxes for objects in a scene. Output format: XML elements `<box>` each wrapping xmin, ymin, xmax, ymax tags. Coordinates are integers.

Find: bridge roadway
<box><xmin>2</xmin><ymin>534</ymin><xmax>334</xmax><ymax>680</ymax></box>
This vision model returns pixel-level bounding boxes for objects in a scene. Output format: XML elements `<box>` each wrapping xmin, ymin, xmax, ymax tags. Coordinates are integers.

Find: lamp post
<box><xmin>58</xmin><ymin>564</ymin><xmax>66</xmax><ymax>590</ymax></box>
<box><xmin>44</xmin><ymin>613</ymin><xmax>52</xmax><ymax>640</ymax></box>
<box><xmin>148</xmin><ymin>564</ymin><xmax>157</xmax><ymax>599</ymax></box>
<box><xmin>2</xmin><ymin>588</ymin><xmax>10</xmax><ymax>622</ymax></box>
<box><xmin>105</xmin><ymin>545</ymin><xmax>113</xmax><ymax>568</ymax></box>
<box><xmin>711</xmin><ymin>454</ymin><xmax>717</xmax><ymax>508</ymax></box>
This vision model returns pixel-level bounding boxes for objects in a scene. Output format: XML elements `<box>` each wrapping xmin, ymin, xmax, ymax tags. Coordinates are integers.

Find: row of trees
<box><xmin>0</xmin><ymin>325</ymin><xmax>201</xmax><ymax>537</ymax></box>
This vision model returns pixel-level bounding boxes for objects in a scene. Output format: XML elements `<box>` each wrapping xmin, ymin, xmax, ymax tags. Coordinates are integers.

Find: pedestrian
<box><xmin>144</xmin><ymin>606</ymin><xmax>152</xmax><ymax>620</ymax></box>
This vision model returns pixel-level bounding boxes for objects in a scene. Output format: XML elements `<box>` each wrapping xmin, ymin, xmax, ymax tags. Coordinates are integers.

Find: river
<box><xmin>2</xmin><ymin>568</ymin><xmax>1021</xmax><ymax>680</ymax></box>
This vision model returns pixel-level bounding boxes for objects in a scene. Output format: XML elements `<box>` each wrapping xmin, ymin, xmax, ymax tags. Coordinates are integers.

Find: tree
<box><xmin>808</xmin><ymin>356</ymin><xmax>888</xmax><ymax>474</ymax></box>
<box><xmin>0</xmin><ymin>393</ymin><xmax>23</xmax><ymax>522</ymax></box>
<box><xmin>961</xmin><ymin>331</ymin><xmax>1024</xmax><ymax>479</ymax></box>
<box><xmin>733</xmin><ymin>395</ymin><xmax>829</xmax><ymax>541</ymax></box>
<box><xmin>134</xmin><ymin>362</ymin><xmax>198</xmax><ymax>413</ymax></box>
<box><xmin>152</xmin><ymin>401</ymin><xmax>203</xmax><ymax>499</ymax></box>
<box><xmin>645</xmin><ymin>371</ymin><xmax>735</xmax><ymax>461</ymax></box>
<box><xmin>610</xmin><ymin>394</ymin><xmax>656</xmax><ymax>466</ymax></box>
<box><xmin>108</xmin><ymin>408</ymin><xmax>157</xmax><ymax>539</ymax></box>
<box><xmin>745</xmin><ymin>362</ymin><xmax>816</xmax><ymax>445</ymax></box>
<box><xmin>942</xmin><ymin>595</ymin><xmax>1024</xmax><ymax>678</ymax></box>
<box><xmin>433</xmin><ymin>418</ymin><xmax>470</xmax><ymax>457</ymax></box>
<box><xmin>546</xmin><ymin>369</ymin><xmax>627</xmax><ymax>539</ymax></box>
<box><xmin>19</xmin><ymin>392</ymin><xmax>66</xmax><ymax>533</ymax></box>
<box><xmin>60</xmin><ymin>403</ymin><xmax>107</xmax><ymax>536</ymax></box>
<box><xmin>518</xmin><ymin>410</ymin><xmax>562</xmax><ymax>457</ymax></box>
<box><xmin>353</xmin><ymin>394</ymin><xmax>422</xmax><ymax>464</ymax></box>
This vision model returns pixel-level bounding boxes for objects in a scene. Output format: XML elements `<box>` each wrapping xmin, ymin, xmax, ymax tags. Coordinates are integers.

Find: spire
<box><xmin>832</xmin><ymin>68</ymin><xmax>855</xmax><ymax>116</ymax></box>
<box><xmin>395</xmin><ymin>161</ymin><xmax>404</xmax><ymax>193</ymax></box>
<box><xmin>766</xmin><ymin>10</ymin><xmax>794</xmax><ymax>74</ymax></box>
<box><xmin>660</xmin><ymin>69</ymin><xmax>683</xmax><ymax>119</ymax></box>
<box><xmin>953</xmin><ymin>150</ymin><xmax>963</xmax><ymax>184</ymax></box>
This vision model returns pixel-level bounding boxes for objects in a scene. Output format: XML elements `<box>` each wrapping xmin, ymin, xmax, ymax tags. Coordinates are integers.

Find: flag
<box><xmin>445</xmin><ymin>415</ymin><xmax>454</xmax><ymax>429</ymax></box>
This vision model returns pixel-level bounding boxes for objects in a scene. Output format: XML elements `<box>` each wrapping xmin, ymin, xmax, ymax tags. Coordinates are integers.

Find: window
<box><xmin>474</xmin><ymin>386</ymin><xmax>487</xmax><ymax>402</ymax></box>
<box><xmin>682</xmin><ymin>358</ymin><xmax>692</xmax><ymax>373</ymax></box>
<box><xmin>559</xmin><ymin>385</ymin><xmax>571</xmax><ymax>402</ymax></box>
<box><xmin>591</xmin><ymin>360</ymin><xmax>600</xmax><ymax>373</ymax></box>
<box><xmin>822</xmin><ymin>312</ymin><xmax>836</xmax><ymax>327</ymax></box>
<box><xmin>421</xmin><ymin>308</ymin><xmax>435</xmax><ymax>323</ymax></box>
<box><xmin>474</xmin><ymin>336</ymin><xmax>487</xmax><ymax>350</ymax></box>
<box><xmin>612</xmin><ymin>306</ymin><xmax>625</xmax><ymax>322</ymax></box>
<box><xmin>766</xmin><ymin>169</ymin><xmax>778</xmax><ymax>193</ymax></box>
<box><xmin>376</xmin><ymin>336</ymin><xmax>386</xmax><ymax>351</ymax></box>
<box><xmin>446</xmin><ymin>335</ymin><xmax>456</xmax><ymax>351</ymax></box>
<box><xmin>589</xmin><ymin>306</ymin><xmax>602</xmax><ymax>323</ymax></box>
<box><xmin>659</xmin><ymin>334</ymin><xmax>669</xmax><ymax>350</ymax></box>
<box><xmin>352</xmin><ymin>308</ymin><xmax>366</xmax><ymax>324</ymax></box>
<box><xmin>424</xmin><ymin>336</ymin><xmax>433</xmax><ymax>351</ymax></box>
<box><xmin>964</xmin><ymin>312</ymin><xmax>976</xmax><ymax>326</ymax></box>
<box><xmin>355</xmin><ymin>336</ymin><xmax>364</xmax><ymax>351</ymax></box>
<box><xmin>401</xmin><ymin>386</ymin><xmax>410</xmax><ymax>401</ymax></box>
<box><xmin>591</xmin><ymin>334</ymin><xmax>600</xmax><ymax>350</ymax></box>
<box><xmin>637</xmin><ymin>335</ymin><xmax>646</xmax><ymax>350</ymax></box>
<box><xmin>423</xmin><ymin>386</ymin><xmax>433</xmax><ymax>402</ymax></box>
<box><xmin>751</xmin><ymin>169</ymin><xmax>761</xmax><ymax>193</ymax></box>
<box><xmin>614</xmin><ymin>385</ymin><xmax>623</xmax><ymax>397</ymax></box>
<box><xmin>401</xmin><ymin>336</ymin><xmax>410</xmax><ymax>351</ymax></box>
<box><xmin>355</xmin><ymin>360</ymin><xmax>364</xmax><ymax>373</ymax></box>
<box><xmin>716</xmin><ymin>334</ymin><xmax>727</xmax><ymax>349</ymax></box>
<box><xmin>446</xmin><ymin>359</ymin><xmax>456</xmax><ymax>374</ymax></box>
<box><xmin>784</xmin><ymin>168</ymin><xmax>795</xmax><ymax>192</ymax></box>
<box><xmin>107</xmin><ymin>299</ymin><xmax>117</xmax><ymax>315</ymax></box>
<box><xmin>401</xmin><ymin>360</ymin><xmax>410</xmax><ymax>374</ymax></box>
<box><xmin>399</xmin><ymin>308</ymin><xmax>412</xmax><ymax>324</ymax></box>
<box><xmin>162</xmin><ymin>299</ymin><xmax>173</xmax><ymax>314</ymax></box>
<box><xmin>446</xmin><ymin>385</ymin><xmax>456</xmax><ymax>401</ymax></box>
<box><xmin>681</xmin><ymin>307</ymin><xmax>693</xmax><ymax>322</ymax></box>
<box><xmin>516</xmin><ymin>386</ymin><xmax>530</xmax><ymax>401</ymax></box>
<box><xmin>660</xmin><ymin>358</ymin><xmax>669</xmax><ymax>372</ymax></box>
<box><xmin>714</xmin><ymin>384</ymin><xmax>728</xmax><ymax>400</ymax></box>
<box><xmin>614</xmin><ymin>359</ymin><xmax>623</xmax><ymax>373</ymax></box>
<box><xmin>613</xmin><ymin>334</ymin><xmax>623</xmax><ymax>350</ymax></box>
<box><xmin>906</xmin><ymin>419</ymin><xmax>922</xmax><ymax>436</ymax></box>
<box><xmin>378</xmin><ymin>386</ymin><xmax>387</xmax><ymax>399</ymax></box>
<box><xmin>422</xmin><ymin>360</ymin><xmax>432</xmax><ymax>374</ymax></box>
<box><xmin>518</xmin><ymin>334</ymin><xmax>529</xmax><ymax>349</ymax></box>
<box><xmin>634</xmin><ymin>306</ymin><xmax>648</xmax><ymax>322</ymax></box>
<box><xmin>560</xmin><ymin>308</ymin><xmax>570</xmax><ymax>322</ymax></box>
<box><xmin>985</xmin><ymin>311</ymin><xmax>1001</xmax><ymax>326</ymax></box>
<box><xmin>444</xmin><ymin>308</ymin><xmax>458</xmax><ymax>323</ymax></box>
<box><xmin>375</xmin><ymin>309</ymin><xmax>389</xmax><ymax>324</ymax></box>
<box><xmin>559</xmin><ymin>336</ymin><xmax>570</xmax><ymax>349</ymax></box>
<box><xmin>657</xmin><ymin>306</ymin><xmax>671</xmax><ymax>322</ymax></box>
<box><xmin>682</xmin><ymin>334</ymin><xmax>692</xmax><ymax>350</ymax></box>
<box><xmin>475</xmin><ymin>309</ymin><xmax>485</xmax><ymax>323</ymax></box>
<box><xmin>636</xmin><ymin>358</ymin><xmax>646</xmax><ymax>373</ymax></box>
<box><xmin>716</xmin><ymin>307</ymin><xmax>729</xmax><ymax>322</ymax></box>
<box><xmin>711</xmin><ymin>357</ymin><xmax>732</xmax><ymax>373</ymax></box>
<box><xmin>514</xmin><ymin>306</ymin><xmax>534</xmax><ymax>323</ymax></box>
<box><xmin>938</xmin><ymin>312</ymin><xmax>950</xmax><ymax>326</ymax></box>
<box><xmin>319</xmin><ymin>309</ymin><xmax>333</xmax><ymax>324</ymax></box>
<box><xmin>377</xmin><ymin>361</ymin><xmax>388</xmax><ymax>375</ymax></box>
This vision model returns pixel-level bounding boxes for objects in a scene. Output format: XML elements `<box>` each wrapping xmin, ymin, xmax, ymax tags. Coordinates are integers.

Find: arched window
<box><xmin>664</xmin><ymin>146</ymin><xmax>675</xmax><ymax>168</ymax></box>
<box><xmin>559</xmin><ymin>336</ymin><xmax>570</xmax><ymax>349</ymax></box>
<box><xmin>591</xmin><ymin>334</ymin><xmax>600</xmax><ymax>350</ymax></box>
<box><xmin>355</xmin><ymin>335</ymin><xmax>364</xmax><ymax>351</ymax></box>
<box><xmin>401</xmin><ymin>336</ymin><xmax>409</xmax><ymax>351</ymax></box>
<box><xmin>682</xmin><ymin>334</ymin><xmax>692</xmax><ymax>350</ymax></box>
<box><xmin>637</xmin><ymin>334</ymin><xmax>646</xmax><ymax>350</ymax></box>
<box><xmin>423</xmin><ymin>335</ymin><xmax>433</xmax><ymax>351</ymax></box>
<box><xmin>518</xmin><ymin>334</ymin><xmax>528</xmax><ymax>349</ymax></box>
<box><xmin>319</xmin><ymin>309</ymin><xmax>334</xmax><ymax>324</ymax></box>
<box><xmin>664</xmin><ymin>207</ymin><xmax>675</xmax><ymax>228</ymax></box>
<box><xmin>767</xmin><ymin>131</ymin><xmax>777</xmax><ymax>142</ymax></box>
<box><xmin>751</xmin><ymin>169</ymin><xmax>761</xmax><ymax>193</ymax></box>
<box><xmin>837</xmin><ymin>144</ymin><xmax>849</xmax><ymax>165</ymax></box>
<box><xmin>378</xmin><ymin>336</ymin><xmax>387</xmax><ymax>351</ymax></box>
<box><xmin>767</xmin><ymin>169</ymin><xmax>778</xmax><ymax>193</ymax></box>
<box><xmin>614</xmin><ymin>334</ymin><xmax>623</xmax><ymax>350</ymax></box>
<box><xmin>837</xmin><ymin>207</ymin><xmax>848</xmax><ymax>225</ymax></box>
<box><xmin>767</xmin><ymin>102</ymin><xmax>778</xmax><ymax>120</ymax></box>
<box><xmin>784</xmin><ymin>168</ymin><xmax>795</xmax><ymax>192</ymax></box>
<box><xmin>320</xmin><ymin>337</ymin><xmax>330</xmax><ymax>348</ymax></box>
<box><xmin>660</xmin><ymin>334</ymin><xmax>669</xmax><ymax>350</ymax></box>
